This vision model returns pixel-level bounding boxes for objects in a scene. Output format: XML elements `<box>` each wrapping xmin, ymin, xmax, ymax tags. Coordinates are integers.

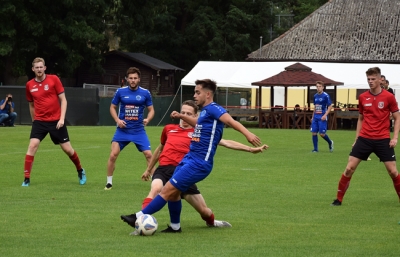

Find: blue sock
<box><xmin>322</xmin><ymin>134</ymin><xmax>332</xmax><ymax>145</ymax></box>
<box><xmin>142</xmin><ymin>195</ymin><xmax>167</xmax><ymax>215</ymax></box>
<box><xmin>312</xmin><ymin>135</ymin><xmax>318</xmax><ymax>151</ymax></box>
<box><xmin>168</xmin><ymin>200</ymin><xmax>182</xmax><ymax>224</ymax></box>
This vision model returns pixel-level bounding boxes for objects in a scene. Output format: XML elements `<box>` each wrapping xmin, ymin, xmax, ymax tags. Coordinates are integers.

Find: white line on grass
<box><xmin>241</xmin><ymin>168</ymin><xmax>259</xmax><ymax>171</ymax></box>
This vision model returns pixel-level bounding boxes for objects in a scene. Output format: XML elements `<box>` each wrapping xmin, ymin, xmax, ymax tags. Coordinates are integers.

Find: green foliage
<box><xmin>0</xmin><ymin>0</ymin><xmax>112</xmax><ymax>83</ymax></box>
<box><xmin>0</xmin><ymin>0</ymin><xmax>326</xmax><ymax>84</ymax></box>
<box><xmin>1</xmin><ymin>126</ymin><xmax>400</xmax><ymax>256</ymax></box>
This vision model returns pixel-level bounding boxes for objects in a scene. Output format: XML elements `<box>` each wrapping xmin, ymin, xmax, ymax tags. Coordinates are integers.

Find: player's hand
<box><xmin>251</xmin><ymin>144</ymin><xmax>269</xmax><ymax>154</ymax></box>
<box><xmin>170</xmin><ymin>111</ymin><xmax>180</xmax><ymax>119</ymax></box>
<box><xmin>389</xmin><ymin>138</ymin><xmax>398</xmax><ymax>148</ymax></box>
<box><xmin>56</xmin><ymin>119</ymin><xmax>64</xmax><ymax>129</ymax></box>
<box><xmin>143</xmin><ymin>119</ymin><xmax>149</xmax><ymax>126</ymax></box>
<box><xmin>141</xmin><ymin>170</ymin><xmax>152</xmax><ymax>181</ymax></box>
<box><xmin>246</xmin><ymin>132</ymin><xmax>261</xmax><ymax>147</ymax></box>
<box><xmin>321</xmin><ymin>115</ymin><xmax>327</xmax><ymax>121</ymax></box>
<box><xmin>117</xmin><ymin>119</ymin><xmax>126</xmax><ymax>128</ymax></box>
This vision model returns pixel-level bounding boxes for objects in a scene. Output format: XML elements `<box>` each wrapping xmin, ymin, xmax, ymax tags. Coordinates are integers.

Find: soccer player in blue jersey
<box><xmin>104</xmin><ymin>67</ymin><xmax>154</xmax><ymax>190</ymax></box>
<box><xmin>311</xmin><ymin>81</ymin><xmax>334</xmax><ymax>152</ymax></box>
<box><xmin>120</xmin><ymin>79</ymin><xmax>262</xmax><ymax>233</ymax></box>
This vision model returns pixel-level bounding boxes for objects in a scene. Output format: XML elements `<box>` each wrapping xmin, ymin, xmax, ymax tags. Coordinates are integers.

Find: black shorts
<box><xmin>30</xmin><ymin>120</ymin><xmax>70</xmax><ymax>145</ymax></box>
<box><xmin>350</xmin><ymin>136</ymin><xmax>396</xmax><ymax>162</ymax></box>
<box><xmin>152</xmin><ymin>165</ymin><xmax>201</xmax><ymax>195</ymax></box>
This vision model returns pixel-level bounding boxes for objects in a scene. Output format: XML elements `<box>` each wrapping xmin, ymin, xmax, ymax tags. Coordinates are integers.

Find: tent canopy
<box><xmin>181</xmin><ymin>61</ymin><xmax>400</xmax><ymax>89</ymax></box>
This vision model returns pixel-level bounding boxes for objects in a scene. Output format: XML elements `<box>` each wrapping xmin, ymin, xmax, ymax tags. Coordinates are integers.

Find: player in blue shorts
<box><xmin>121</xmin><ymin>79</ymin><xmax>262</xmax><ymax>233</ymax></box>
<box><xmin>104</xmin><ymin>67</ymin><xmax>154</xmax><ymax>190</ymax></box>
<box><xmin>311</xmin><ymin>81</ymin><xmax>334</xmax><ymax>152</ymax></box>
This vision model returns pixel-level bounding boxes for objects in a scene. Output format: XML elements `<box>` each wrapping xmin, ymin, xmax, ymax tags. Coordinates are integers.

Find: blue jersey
<box><xmin>313</xmin><ymin>92</ymin><xmax>332</xmax><ymax>119</ymax></box>
<box><xmin>111</xmin><ymin>86</ymin><xmax>153</xmax><ymax>133</ymax></box>
<box><xmin>188</xmin><ymin>102</ymin><xmax>226</xmax><ymax>164</ymax></box>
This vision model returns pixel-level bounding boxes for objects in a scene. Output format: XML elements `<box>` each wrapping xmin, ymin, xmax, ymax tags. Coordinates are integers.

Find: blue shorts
<box><xmin>111</xmin><ymin>129</ymin><xmax>151</xmax><ymax>151</ymax></box>
<box><xmin>169</xmin><ymin>155</ymin><xmax>212</xmax><ymax>192</ymax></box>
<box><xmin>311</xmin><ymin>117</ymin><xmax>328</xmax><ymax>134</ymax></box>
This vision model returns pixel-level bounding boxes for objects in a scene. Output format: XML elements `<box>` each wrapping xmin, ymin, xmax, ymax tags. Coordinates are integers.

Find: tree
<box><xmin>0</xmin><ymin>0</ymin><xmax>112</xmax><ymax>84</ymax></box>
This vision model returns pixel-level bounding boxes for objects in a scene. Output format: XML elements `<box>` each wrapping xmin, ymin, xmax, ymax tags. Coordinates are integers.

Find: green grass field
<box><xmin>1</xmin><ymin>126</ymin><xmax>399</xmax><ymax>256</ymax></box>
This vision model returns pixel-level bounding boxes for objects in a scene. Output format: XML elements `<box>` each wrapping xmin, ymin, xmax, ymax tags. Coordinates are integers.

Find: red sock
<box><xmin>392</xmin><ymin>174</ymin><xmax>400</xmax><ymax>199</ymax></box>
<box><xmin>142</xmin><ymin>197</ymin><xmax>153</xmax><ymax>209</ymax></box>
<box><xmin>337</xmin><ymin>174</ymin><xmax>351</xmax><ymax>202</ymax></box>
<box><xmin>201</xmin><ymin>213</ymin><xmax>215</xmax><ymax>226</ymax></box>
<box><xmin>69</xmin><ymin>151</ymin><xmax>82</xmax><ymax>171</ymax></box>
<box><xmin>24</xmin><ymin>155</ymin><xmax>34</xmax><ymax>178</ymax></box>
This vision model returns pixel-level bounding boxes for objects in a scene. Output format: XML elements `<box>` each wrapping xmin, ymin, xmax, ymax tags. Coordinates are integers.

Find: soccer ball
<box><xmin>135</xmin><ymin>214</ymin><xmax>158</xmax><ymax>236</ymax></box>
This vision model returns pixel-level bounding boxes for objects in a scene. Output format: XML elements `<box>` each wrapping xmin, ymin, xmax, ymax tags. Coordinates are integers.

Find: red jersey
<box><xmin>358</xmin><ymin>89</ymin><xmax>399</xmax><ymax>139</ymax></box>
<box><xmin>26</xmin><ymin>75</ymin><xmax>65</xmax><ymax>121</ymax></box>
<box><xmin>159</xmin><ymin>124</ymin><xmax>194</xmax><ymax>166</ymax></box>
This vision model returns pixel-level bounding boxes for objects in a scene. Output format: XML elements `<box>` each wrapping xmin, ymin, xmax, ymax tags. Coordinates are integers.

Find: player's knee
<box><xmin>319</xmin><ymin>133</ymin><xmax>325</xmax><ymax>137</ymax></box>
<box><xmin>143</xmin><ymin>150</ymin><xmax>152</xmax><ymax>160</ymax></box>
<box><xmin>344</xmin><ymin>166</ymin><xmax>355</xmax><ymax>176</ymax></box>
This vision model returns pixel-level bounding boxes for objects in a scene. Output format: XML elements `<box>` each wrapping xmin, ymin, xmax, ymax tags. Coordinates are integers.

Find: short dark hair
<box><xmin>386</xmin><ymin>79</ymin><xmax>390</xmax><ymax>84</ymax></box>
<box><xmin>182</xmin><ymin>100</ymin><xmax>199</xmax><ymax>114</ymax></box>
<box><xmin>195</xmin><ymin>79</ymin><xmax>217</xmax><ymax>93</ymax></box>
<box><xmin>366</xmin><ymin>67</ymin><xmax>381</xmax><ymax>76</ymax></box>
<box><xmin>126</xmin><ymin>67</ymin><xmax>141</xmax><ymax>78</ymax></box>
<box><xmin>316</xmin><ymin>81</ymin><xmax>324</xmax><ymax>87</ymax></box>
<box><xmin>381</xmin><ymin>75</ymin><xmax>386</xmax><ymax>79</ymax></box>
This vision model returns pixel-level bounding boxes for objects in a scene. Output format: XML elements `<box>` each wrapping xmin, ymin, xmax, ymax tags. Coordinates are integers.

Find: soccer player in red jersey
<box><xmin>331</xmin><ymin>67</ymin><xmax>400</xmax><ymax>206</ymax></box>
<box><xmin>22</xmin><ymin>57</ymin><xmax>86</xmax><ymax>186</ymax></box>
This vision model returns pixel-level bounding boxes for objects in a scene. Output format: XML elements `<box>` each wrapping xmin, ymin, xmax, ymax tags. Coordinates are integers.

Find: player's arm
<box><xmin>144</xmin><ymin>105</ymin><xmax>154</xmax><ymax>126</ymax></box>
<box><xmin>322</xmin><ymin>104</ymin><xmax>333</xmax><ymax>121</ymax></box>
<box><xmin>170</xmin><ymin>111</ymin><xmax>198</xmax><ymax>127</ymax></box>
<box><xmin>219</xmin><ymin>113</ymin><xmax>261</xmax><ymax>147</ymax></box>
<box><xmin>390</xmin><ymin>111</ymin><xmax>400</xmax><ymax>148</ymax></box>
<box><xmin>28</xmin><ymin>102</ymin><xmax>35</xmax><ymax>121</ymax></box>
<box><xmin>56</xmin><ymin>93</ymin><xmax>67</xmax><ymax>129</ymax></box>
<box><xmin>110</xmin><ymin>103</ymin><xmax>126</xmax><ymax>128</ymax></box>
<box><xmin>219</xmin><ymin>139</ymin><xmax>268</xmax><ymax>154</ymax></box>
<box><xmin>142</xmin><ymin>144</ymin><xmax>164</xmax><ymax>181</ymax></box>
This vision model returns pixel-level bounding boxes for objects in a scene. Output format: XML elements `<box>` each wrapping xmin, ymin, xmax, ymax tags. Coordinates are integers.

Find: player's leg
<box><xmin>49</xmin><ymin>124</ymin><xmax>86</xmax><ymax>185</ymax></box>
<box><xmin>184</xmin><ymin>192</ymin><xmax>232</xmax><ymax>227</ymax></box>
<box><xmin>105</xmin><ymin>141</ymin><xmax>124</xmax><ymax>189</ymax></box>
<box><xmin>22</xmin><ymin>121</ymin><xmax>48</xmax><ymax>186</ymax></box>
<box><xmin>332</xmin><ymin>137</ymin><xmax>370</xmax><ymax>205</ymax></box>
<box><xmin>311</xmin><ymin>119</ymin><xmax>319</xmax><ymax>152</ymax></box>
<box><xmin>318</xmin><ymin>120</ymin><xmax>333</xmax><ymax>152</ymax></box>
<box><xmin>376</xmin><ymin>139</ymin><xmax>400</xmax><ymax>200</ymax></box>
<box><xmin>142</xmin><ymin>166</ymin><xmax>174</xmax><ymax>208</ymax></box>
<box><xmin>121</xmin><ymin>181</ymin><xmax>181</xmax><ymax>229</ymax></box>
<box><xmin>142</xmin><ymin>178</ymin><xmax>163</xmax><ymax>208</ymax></box>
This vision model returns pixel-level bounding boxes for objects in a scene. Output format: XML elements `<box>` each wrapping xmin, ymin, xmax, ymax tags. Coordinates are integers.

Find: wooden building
<box><xmin>247</xmin><ymin>0</ymin><xmax>400</xmax><ymax>63</ymax></box>
<box><xmin>77</xmin><ymin>50</ymin><xmax>184</xmax><ymax>95</ymax></box>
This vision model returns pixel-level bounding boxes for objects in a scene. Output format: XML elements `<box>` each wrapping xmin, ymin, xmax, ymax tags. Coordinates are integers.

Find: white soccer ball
<box><xmin>135</xmin><ymin>214</ymin><xmax>158</xmax><ymax>236</ymax></box>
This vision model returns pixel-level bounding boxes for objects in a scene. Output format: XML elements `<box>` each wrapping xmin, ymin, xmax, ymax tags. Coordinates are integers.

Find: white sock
<box><xmin>170</xmin><ymin>223</ymin><xmax>180</xmax><ymax>230</ymax></box>
<box><xmin>107</xmin><ymin>176</ymin><xmax>113</xmax><ymax>184</ymax></box>
<box><xmin>136</xmin><ymin>211</ymin><xmax>143</xmax><ymax>218</ymax></box>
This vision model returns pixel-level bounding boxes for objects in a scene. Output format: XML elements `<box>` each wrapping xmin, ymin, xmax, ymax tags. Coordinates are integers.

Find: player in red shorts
<box><xmin>331</xmin><ymin>67</ymin><xmax>400</xmax><ymax>206</ymax></box>
<box><xmin>127</xmin><ymin>100</ymin><xmax>268</xmax><ymax>234</ymax></box>
<box><xmin>22</xmin><ymin>57</ymin><xmax>86</xmax><ymax>186</ymax></box>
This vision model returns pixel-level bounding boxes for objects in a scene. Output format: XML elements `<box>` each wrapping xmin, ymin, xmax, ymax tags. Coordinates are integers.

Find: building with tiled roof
<box><xmin>247</xmin><ymin>0</ymin><xmax>400</xmax><ymax>63</ymax></box>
